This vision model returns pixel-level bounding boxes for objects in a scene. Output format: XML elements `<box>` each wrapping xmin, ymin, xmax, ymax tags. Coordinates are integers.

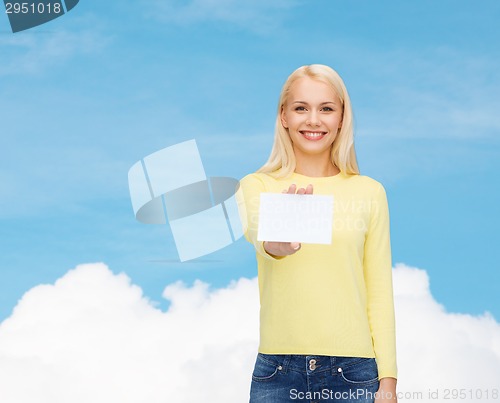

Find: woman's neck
<box><xmin>294</xmin><ymin>154</ymin><xmax>340</xmax><ymax>177</ymax></box>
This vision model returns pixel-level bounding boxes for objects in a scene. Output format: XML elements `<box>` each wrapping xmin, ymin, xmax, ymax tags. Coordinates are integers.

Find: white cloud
<box><xmin>354</xmin><ymin>46</ymin><xmax>500</xmax><ymax>140</ymax></box>
<box><xmin>0</xmin><ymin>16</ymin><xmax>112</xmax><ymax>76</ymax></box>
<box><xmin>145</xmin><ymin>0</ymin><xmax>299</xmax><ymax>34</ymax></box>
<box><xmin>392</xmin><ymin>263</ymin><xmax>500</xmax><ymax>401</ymax></box>
<box><xmin>0</xmin><ymin>262</ymin><xmax>498</xmax><ymax>402</ymax></box>
<box><xmin>0</xmin><ymin>263</ymin><xmax>259</xmax><ymax>403</ymax></box>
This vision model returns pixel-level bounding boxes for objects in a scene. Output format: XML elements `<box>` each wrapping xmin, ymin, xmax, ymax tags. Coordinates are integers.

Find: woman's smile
<box><xmin>300</xmin><ymin>130</ymin><xmax>328</xmax><ymax>141</ymax></box>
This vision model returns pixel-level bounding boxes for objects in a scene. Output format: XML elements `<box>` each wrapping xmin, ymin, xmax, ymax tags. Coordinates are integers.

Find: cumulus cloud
<box><xmin>0</xmin><ymin>262</ymin><xmax>498</xmax><ymax>402</ymax></box>
<box><xmin>392</xmin><ymin>263</ymin><xmax>500</xmax><ymax>401</ymax></box>
<box><xmin>0</xmin><ymin>263</ymin><xmax>259</xmax><ymax>403</ymax></box>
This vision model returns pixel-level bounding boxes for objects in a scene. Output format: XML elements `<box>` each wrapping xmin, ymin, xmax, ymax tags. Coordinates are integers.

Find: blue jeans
<box><xmin>249</xmin><ymin>353</ymin><xmax>380</xmax><ymax>402</ymax></box>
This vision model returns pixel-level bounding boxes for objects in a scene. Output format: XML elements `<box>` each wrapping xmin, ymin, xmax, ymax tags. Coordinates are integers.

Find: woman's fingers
<box><xmin>282</xmin><ymin>184</ymin><xmax>313</xmax><ymax>195</ymax></box>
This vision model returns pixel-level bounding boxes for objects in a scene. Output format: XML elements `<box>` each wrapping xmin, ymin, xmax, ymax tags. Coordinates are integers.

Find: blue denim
<box><xmin>249</xmin><ymin>353</ymin><xmax>380</xmax><ymax>402</ymax></box>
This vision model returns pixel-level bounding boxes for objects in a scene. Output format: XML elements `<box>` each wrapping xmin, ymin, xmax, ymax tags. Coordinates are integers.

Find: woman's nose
<box><xmin>307</xmin><ymin>111</ymin><xmax>321</xmax><ymax>126</ymax></box>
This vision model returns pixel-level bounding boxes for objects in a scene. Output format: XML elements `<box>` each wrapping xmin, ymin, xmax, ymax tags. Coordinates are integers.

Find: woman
<box><xmin>237</xmin><ymin>64</ymin><xmax>398</xmax><ymax>402</ymax></box>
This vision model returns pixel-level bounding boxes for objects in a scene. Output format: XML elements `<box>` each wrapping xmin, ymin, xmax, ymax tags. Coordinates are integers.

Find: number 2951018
<box><xmin>5</xmin><ymin>2</ymin><xmax>63</xmax><ymax>14</ymax></box>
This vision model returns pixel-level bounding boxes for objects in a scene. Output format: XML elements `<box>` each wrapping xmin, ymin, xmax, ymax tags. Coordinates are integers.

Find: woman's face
<box><xmin>280</xmin><ymin>76</ymin><xmax>343</xmax><ymax>162</ymax></box>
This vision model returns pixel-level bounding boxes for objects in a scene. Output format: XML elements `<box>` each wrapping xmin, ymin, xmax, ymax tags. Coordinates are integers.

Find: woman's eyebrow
<box><xmin>292</xmin><ymin>101</ymin><xmax>337</xmax><ymax>105</ymax></box>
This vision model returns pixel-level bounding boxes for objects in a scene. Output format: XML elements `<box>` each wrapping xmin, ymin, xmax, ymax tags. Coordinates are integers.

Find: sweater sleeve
<box><xmin>363</xmin><ymin>183</ymin><xmax>398</xmax><ymax>379</ymax></box>
<box><xmin>236</xmin><ymin>174</ymin><xmax>283</xmax><ymax>261</ymax></box>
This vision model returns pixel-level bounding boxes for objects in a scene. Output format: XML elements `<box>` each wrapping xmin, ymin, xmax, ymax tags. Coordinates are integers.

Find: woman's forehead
<box><xmin>287</xmin><ymin>77</ymin><xmax>340</xmax><ymax>104</ymax></box>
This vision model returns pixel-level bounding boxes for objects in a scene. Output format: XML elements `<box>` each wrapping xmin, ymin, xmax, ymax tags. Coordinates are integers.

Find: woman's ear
<box><xmin>280</xmin><ymin>106</ymin><xmax>288</xmax><ymax>129</ymax></box>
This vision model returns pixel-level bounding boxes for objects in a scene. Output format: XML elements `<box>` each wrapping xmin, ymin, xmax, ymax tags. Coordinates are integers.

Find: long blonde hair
<box><xmin>257</xmin><ymin>64</ymin><xmax>360</xmax><ymax>177</ymax></box>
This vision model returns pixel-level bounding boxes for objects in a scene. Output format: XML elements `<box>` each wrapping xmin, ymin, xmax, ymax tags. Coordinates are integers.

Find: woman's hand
<box><xmin>375</xmin><ymin>377</ymin><xmax>398</xmax><ymax>402</ymax></box>
<box><xmin>263</xmin><ymin>183</ymin><xmax>313</xmax><ymax>258</ymax></box>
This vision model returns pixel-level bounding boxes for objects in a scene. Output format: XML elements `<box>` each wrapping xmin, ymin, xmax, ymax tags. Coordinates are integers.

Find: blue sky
<box><xmin>1</xmin><ymin>0</ymin><xmax>499</xmax><ymax>323</ymax></box>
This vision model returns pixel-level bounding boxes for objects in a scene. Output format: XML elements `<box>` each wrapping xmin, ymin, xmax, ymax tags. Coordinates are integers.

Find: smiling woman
<box><xmin>258</xmin><ymin>64</ymin><xmax>358</xmax><ymax>179</ymax></box>
<box><xmin>237</xmin><ymin>64</ymin><xmax>398</xmax><ymax>402</ymax></box>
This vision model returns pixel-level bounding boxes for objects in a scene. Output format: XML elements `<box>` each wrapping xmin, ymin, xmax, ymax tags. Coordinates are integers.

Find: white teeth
<box><xmin>302</xmin><ymin>132</ymin><xmax>324</xmax><ymax>138</ymax></box>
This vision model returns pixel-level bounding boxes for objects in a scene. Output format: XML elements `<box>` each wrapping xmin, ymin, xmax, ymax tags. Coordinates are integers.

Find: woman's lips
<box><xmin>300</xmin><ymin>131</ymin><xmax>327</xmax><ymax>141</ymax></box>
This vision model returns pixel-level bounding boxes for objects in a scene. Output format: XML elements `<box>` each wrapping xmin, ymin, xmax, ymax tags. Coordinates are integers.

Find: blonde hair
<box><xmin>257</xmin><ymin>64</ymin><xmax>360</xmax><ymax>177</ymax></box>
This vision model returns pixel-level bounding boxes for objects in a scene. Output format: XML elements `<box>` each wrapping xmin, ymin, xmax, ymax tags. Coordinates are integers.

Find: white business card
<box><xmin>257</xmin><ymin>193</ymin><xmax>334</xmax><ymax>244</ymax></box>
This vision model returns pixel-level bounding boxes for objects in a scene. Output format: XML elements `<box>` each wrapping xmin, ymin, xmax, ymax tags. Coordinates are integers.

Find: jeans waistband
<box><xmin>257</xmin><ymin>353</ymin><xmax>374</xmax><ymax>376</ymax></box>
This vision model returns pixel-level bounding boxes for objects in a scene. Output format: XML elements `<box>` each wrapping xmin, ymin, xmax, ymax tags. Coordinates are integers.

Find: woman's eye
<box><xmin>294</xmin><ymin>106</ymin><xmax>306</xmax><ymax>111</ymax></box>
<box><xmin>322</xmin><ymin>107</ymin><xmax>334</xmax><ymax>112</ymax></box>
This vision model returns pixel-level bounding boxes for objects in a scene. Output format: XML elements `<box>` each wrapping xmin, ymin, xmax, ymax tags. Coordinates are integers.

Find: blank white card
<box><xmin>257</xmin><ymin>193</ymin><xmax>334</xmax><ymax>244</ymax></box>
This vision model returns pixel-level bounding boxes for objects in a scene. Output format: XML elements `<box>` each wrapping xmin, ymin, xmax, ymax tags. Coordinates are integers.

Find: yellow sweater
<box><xmin>237</xmin><ymin>171</ymin><xmax>397</xmax><ymax>379</ymax></box>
